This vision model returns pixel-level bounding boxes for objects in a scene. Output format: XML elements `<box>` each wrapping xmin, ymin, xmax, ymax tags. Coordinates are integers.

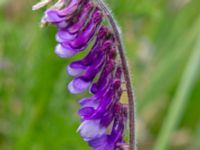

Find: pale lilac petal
<box><xmin>44</xmin><ymin>9</ymin><xmax>66</xmax><ymax>22</ymax></box>
<box><xmin>77</xmin><ymin>120</ymin><xmax>106</xmax><ymax>141</ymax></box>
<box><xmin>56</xmin><ymin>20</ymin><xmax>68</xmax><ymax>28</ymax></box>
<box><xmin>67</xmin><ymin>64</ymin><xmax>85</xmax><ymax>76</ymax></box>
<box><xmin>55</xmin><ymin>44</ymin><xmax>76</xmax><ymax>58</ymax></box>
<box><xmin>68</xmin><ymin>78</ymin><xmax>91</xmax><ymax>94</ymax></box>
<box><xmin>56</xmin><ymin>29</ymin><xmax>77</xmax><ymax>43</ymax></box>
<box><xmin>44</xmin><ymin>0</ymin><xmax>84</xmax><ymax>23</ymax></box>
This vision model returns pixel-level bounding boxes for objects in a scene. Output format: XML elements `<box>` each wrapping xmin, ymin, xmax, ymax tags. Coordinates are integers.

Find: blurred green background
<box><xmin>0</xmin><ymin>0</ymin><xmax>200</xmax><ymax>150</ymax></box>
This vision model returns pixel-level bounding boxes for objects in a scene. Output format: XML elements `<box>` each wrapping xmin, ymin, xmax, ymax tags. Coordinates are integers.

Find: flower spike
<box><xmin>33</xmin><ymin>0</ymin><xmax>136</xmax><ymax>149</ymax></box>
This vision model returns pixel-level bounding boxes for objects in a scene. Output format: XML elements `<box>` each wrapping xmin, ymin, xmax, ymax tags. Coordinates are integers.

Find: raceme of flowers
<box><xmin>33</xmin><ymin>0</ymin><xmax>127</xmax><ymax>149</ymax></box>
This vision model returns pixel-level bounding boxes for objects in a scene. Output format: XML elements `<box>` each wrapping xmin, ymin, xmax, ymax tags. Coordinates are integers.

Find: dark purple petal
<box><xmin>68</xmin><ymin>45</ymin><xmax>108</xmax><ymax>93</ymax></box>
<box><xmin>67</xmin><ymin>1</ymin><xmax>94</xmax><ymax>34</ymax></box>
<box><xmin>67</xmin><ymin>27</ymin><xmax>110</xmax><ymax>76</ymax></box>
<box><xmin>90</xmin><ymin>59</ymin><xmax>115</xmax><ymax>94</ymax></box>
<box><xmin>100</xmin><ymin>111</ymin><xmax>114</xmax><ymax>127</ymax></box>
<box><xmin>79</xmin><ymin>107</ymin><xmax>95</xmax><ymax>118</ymax></box>
<box><xmin>88</xmin><ymin>135</ymin><xmax>107</xmax><ymax>148</ymax></box>
<box><xmin>88</xmin><ymin>135</ymin><xmax>115</xmax><ymax>150</ymax></box>
<box><xmin>87</xmin><ymin>80</ymin><xmax>121</xmax><ymax>119</ymax></box>
<box><xmin>108</xmin><ymin>115</ymin><xmax>124</xmax><ymax>144</ymax></box>
<box><xmin>115</xmin><ymin>65</ymin><xmax>122</xmax><ymax>79</ymax></box>
<box><xmin>88</xmin><ymin>93</ymin><xmax>113</xmax><ymax>119</ymax></box>
<box><xmin>79</xmin><ymin>40</ymin><xmax>113</xmax><ymax>80</ymax></box>
<box><xmin>80</xmin><ymin>54</ymin><xmax>105</xmax><ymax>81</ymax></box>
<box><xmin>56</xmin><ymin>1</ymin><xmax>94</xmax><ymax>42</ymax></box>
<box><xmin>80</xmin><ymin>89</ymin><xmax>113</xmax><ymax>120</ymax></box>
<box><xmin>88</xmin><ymin>114</ymin><xmax>125</xmax><ymax>150</ymax></box>
<box><xmin>63</xmin><ymin>8</ymin><xmax>103</xmax><ymax>51</ymax></box>
<box><xmin>66</xmin><ymin>43</ymin><xmax>102</xmax><ymax>76</ymax></box>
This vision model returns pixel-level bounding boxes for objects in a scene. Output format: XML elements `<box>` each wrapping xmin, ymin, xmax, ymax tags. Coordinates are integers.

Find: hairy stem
<box><xmin>96</xmin><ymin>0</ymin><xmax>136</xmax><ymax>150</ymax></box>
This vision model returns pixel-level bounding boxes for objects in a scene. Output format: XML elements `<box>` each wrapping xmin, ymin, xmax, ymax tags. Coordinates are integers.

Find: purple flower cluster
<box><xmin>33</xmin><ymin>0</ymin><xmax>127</xmax><ymax>149</ymax></box>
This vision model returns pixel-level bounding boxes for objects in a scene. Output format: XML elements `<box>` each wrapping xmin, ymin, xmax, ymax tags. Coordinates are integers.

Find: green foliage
<box><xmin>0</xmin><ymin>0</ymin><xmax>200</xmax><ymax>150</ymax></box>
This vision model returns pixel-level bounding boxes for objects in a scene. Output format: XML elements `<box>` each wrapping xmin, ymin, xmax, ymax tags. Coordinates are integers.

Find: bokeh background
<box><xmin>0</xmin><ymin>0</ymin><xmax>200</xmax><ymax>150</ymax></box>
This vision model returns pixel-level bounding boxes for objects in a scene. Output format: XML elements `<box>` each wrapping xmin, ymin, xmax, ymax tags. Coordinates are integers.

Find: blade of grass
<box><xmin>138</xmin><ymin>16</ymin><xmax>200</xmax><ymax>112</ymax></box>
<box><xmin>153</xmin><ymin>30</ymin><xmax>200</xmax><ymax>150</ymax></box>
<box><xmin>154</xmin><ymin>0</ymin><xmax>200</xmax><ymax>61</ymax></box>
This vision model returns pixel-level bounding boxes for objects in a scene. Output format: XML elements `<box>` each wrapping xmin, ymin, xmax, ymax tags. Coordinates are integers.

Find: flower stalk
<box><xmin>96</xmin><ymin>1</ymin><xmax>136</xmax><ymax>150</ymax></box>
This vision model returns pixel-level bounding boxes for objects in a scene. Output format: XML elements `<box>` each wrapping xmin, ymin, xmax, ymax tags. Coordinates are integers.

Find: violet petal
<box><xmin>68</xmin><ymin>77</ymin><xmax>91</xmax><ymax>94</ymax></box>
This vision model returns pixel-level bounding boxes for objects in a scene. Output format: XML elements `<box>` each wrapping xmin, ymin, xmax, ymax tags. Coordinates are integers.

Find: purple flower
<box><xmin>88</xmin><ymin>113</ymin><xmax>125</xmax><ymax>150</ymax></box>
<box><xmin>68</xmin><ymin>40</ymin><xmax>113</xmax><ymax>94</ymax></box>
<box><xmin>67</xmin><ymin>26</ymin><xmax>109</xmax><ymax>77</ymax></box>
<box><xmin>77</xmin><ymin>120</ymin><xmax>106</xmax><ymax>141</ymax></box>
<box><xmin>43</xmin><ymin>0</ymin><xmax>85</xmax><ymax>23</ymax></box>
<box><xmin>33</xmin><ymin>0</ymin><xmax>128</xmax><ymax>149</ymax></box>
<box><xmin>56</xmin><ymin>2</ymin><xmax>94</xmax><ymax>42</ymax></box>
<box><xmin>55</xmin><ymin>7</ymin><xmax>103</xmax><ymax>58</ymax></box>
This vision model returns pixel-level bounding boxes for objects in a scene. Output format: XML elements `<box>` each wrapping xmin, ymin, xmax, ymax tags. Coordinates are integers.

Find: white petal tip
<box><xmin>55</xmin><ymin>44</ymin><xmax>76</xmax><ymax>58</ymax></box>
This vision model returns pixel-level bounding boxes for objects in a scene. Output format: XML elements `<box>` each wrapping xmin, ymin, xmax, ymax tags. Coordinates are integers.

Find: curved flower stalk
<box><xmin>33</xmin><ymin>0</ymin><xmax>135</xmax><ymax>150</ymax></box>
